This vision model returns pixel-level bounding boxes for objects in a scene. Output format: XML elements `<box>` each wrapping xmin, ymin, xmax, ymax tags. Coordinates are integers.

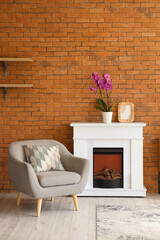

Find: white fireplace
<box><xmin>70</xmin><ymin>122</ymin><xmax>146</xmax><ymax>197</ymax></box>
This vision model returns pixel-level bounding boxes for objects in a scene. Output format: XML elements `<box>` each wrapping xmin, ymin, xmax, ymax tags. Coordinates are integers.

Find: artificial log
<box><xmin>94</xmin><ymin>168</ymin><xmax>122</xmax><ymax>180</ymax></box>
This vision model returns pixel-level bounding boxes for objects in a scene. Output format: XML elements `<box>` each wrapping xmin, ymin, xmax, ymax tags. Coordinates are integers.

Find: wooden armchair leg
<box><xmin>72</xmin><ymin>194</ymin><xmax>79</xmax><ymax>211</ymax></box>
<box><xmin>17</xmin><ymin>192</ymin><xmax>22</xmax><ymax>206</ymax></box>
<box><xmin>37</xmin><ymin>198</ymin><xmax>42</xmax><ymax>217</ymax></box>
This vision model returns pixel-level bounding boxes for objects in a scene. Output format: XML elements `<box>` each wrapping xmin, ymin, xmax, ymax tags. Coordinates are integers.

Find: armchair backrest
<box><xmin>8</xmin><ymin>139</ymin><xmax>71</xmax><ymax>166</ymax></box>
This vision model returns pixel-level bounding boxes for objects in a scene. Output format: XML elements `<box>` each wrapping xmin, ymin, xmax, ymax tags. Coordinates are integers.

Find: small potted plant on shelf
<box><xmin>90</xmin><ymin>72</ymin><xmax>117</xmax><ymax>123</ymax></box>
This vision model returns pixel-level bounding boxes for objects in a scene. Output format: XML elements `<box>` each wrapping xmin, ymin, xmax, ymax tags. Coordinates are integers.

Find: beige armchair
<box><xmin>8</xmin><ymin>139</ymin><xmax>90</xmax><ymax>216</ymax></box>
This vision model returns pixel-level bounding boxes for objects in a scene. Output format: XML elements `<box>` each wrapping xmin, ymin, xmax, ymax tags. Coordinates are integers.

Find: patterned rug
<box><xmin>97</xmin><ymin>205</ymin><xmax>160</xmax><ymax>240</ymax></box>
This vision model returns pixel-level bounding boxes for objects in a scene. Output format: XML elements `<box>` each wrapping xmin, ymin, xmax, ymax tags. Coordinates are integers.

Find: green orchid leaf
<box><xmin>94</xmin><ymin>105</ymin><xmax>104</xmax><ymax>111</ymax></box>
<box><xmin>97</xmin><ymin>98</ymin><xmax>107</xmax><ymax>111</ymax></box>
<box><xmin>108</xmin><ymin>101</ymin><xmax>117</xmax><ymax>111</ymax></box>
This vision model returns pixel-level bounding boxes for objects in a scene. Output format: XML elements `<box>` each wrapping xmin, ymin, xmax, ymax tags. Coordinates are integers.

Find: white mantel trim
<box><xmin>70</xmin><ymin>122</ymin><xmax>146</xmax><ymax>127</ymax></box>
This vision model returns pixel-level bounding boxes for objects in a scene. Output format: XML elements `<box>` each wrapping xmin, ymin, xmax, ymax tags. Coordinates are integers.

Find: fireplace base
<box><xmin>78</xmin><ymin>186</ymin><xmax>147</xmax><ymax>197</ymax></box>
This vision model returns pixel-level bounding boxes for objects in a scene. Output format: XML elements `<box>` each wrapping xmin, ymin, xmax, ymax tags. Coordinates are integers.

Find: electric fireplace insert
<box><xmin>93</xmin><ymin>148</ymin><xmax>123</xmax><ymax>188</ymax></box>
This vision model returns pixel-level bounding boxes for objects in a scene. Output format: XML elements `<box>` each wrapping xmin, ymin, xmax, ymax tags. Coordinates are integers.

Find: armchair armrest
<box><xmin>8</xmin><ymin>154</ymin><xmax>42</xmax><ymax>198</ymax></box>
<box><xmin>61</xmin><ymin>153</ymin><xmax>90</xmax><ymax>192</ymax></box>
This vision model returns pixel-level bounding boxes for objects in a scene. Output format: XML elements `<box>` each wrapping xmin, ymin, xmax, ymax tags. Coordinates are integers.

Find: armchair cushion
<box><xmin>23</xmin><ymin>145</ymin><xmax>65</xmax><ymax>173</ymax></box>
<box><xmin>36</xmin><ymin>171</ymin><xmax>81</xmax><ymax>187</ymax></box>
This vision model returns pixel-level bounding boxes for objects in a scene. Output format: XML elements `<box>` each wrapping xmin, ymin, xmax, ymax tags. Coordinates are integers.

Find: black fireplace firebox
<box><xmin>93</xmin><ymin>148</ymin><xmax>123</xmax><ymax>189</ymax></box>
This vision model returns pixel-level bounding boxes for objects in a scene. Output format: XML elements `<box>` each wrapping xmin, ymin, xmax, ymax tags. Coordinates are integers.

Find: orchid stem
<box><xmin>107</xmin><ymin>92</ymin><xmax>110</xmax><ymax>111</ymax></box>
<box><xmin>99</xmin><ymin>87</ymin><xmax>103</xmax><ymax>100</ymax></box>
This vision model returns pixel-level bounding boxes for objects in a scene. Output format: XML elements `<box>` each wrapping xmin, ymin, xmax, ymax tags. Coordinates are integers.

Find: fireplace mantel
<box><xmin>70</xmin><ymin>122</ymin><xmax>146</xmax><ymax>197</ymax></box>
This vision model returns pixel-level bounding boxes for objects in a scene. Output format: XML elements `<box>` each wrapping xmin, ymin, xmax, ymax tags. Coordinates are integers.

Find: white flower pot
<box><xmin>102</xmin><ymin>112</ymin><xmax>113</xmax><ymax>123</ymax></box>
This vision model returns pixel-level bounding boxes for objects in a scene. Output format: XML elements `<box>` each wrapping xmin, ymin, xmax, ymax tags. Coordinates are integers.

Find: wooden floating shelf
<box><xmin>0</xmin><ymin>84</ymin><xmax>33</xmax><ymax>100</ymax></box>
<box><xmin>0</xmin><ymin>58</ymin><xmax>33</xmax><ymax>76</ymax></box>
<box><xmin>0</xmin><ymin>58</ymin><xmax>33</xmax><ymax>62</ymax></box>
<box><xmin>0</xmin><ymin>84</ymin><xmax>33</xmax><ymax>88</ymax></box>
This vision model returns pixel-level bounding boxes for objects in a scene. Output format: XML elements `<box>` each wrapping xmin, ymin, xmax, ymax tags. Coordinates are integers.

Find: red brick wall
<box><xmin>0</xmin><ymin>0</ymin><xmax>159</xmax><ymax>193</ymax></box>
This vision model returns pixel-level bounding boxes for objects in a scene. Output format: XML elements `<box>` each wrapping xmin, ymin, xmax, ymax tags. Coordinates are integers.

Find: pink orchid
<box><xmin>90</xmin><ymin>72</ymin><xmax>116</xmax><ymax>112</ymax></box>
<box><xmin>90</xmin><ymin>87</ymin><xmax>97</xmax><ymax>91</ymax></box>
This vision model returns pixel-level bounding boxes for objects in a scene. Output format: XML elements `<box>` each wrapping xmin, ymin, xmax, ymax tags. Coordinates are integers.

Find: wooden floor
<box><xmin>0</xmin><ymin>193</ymin><xmax>160</xmax><ymax>240</ymax></box>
